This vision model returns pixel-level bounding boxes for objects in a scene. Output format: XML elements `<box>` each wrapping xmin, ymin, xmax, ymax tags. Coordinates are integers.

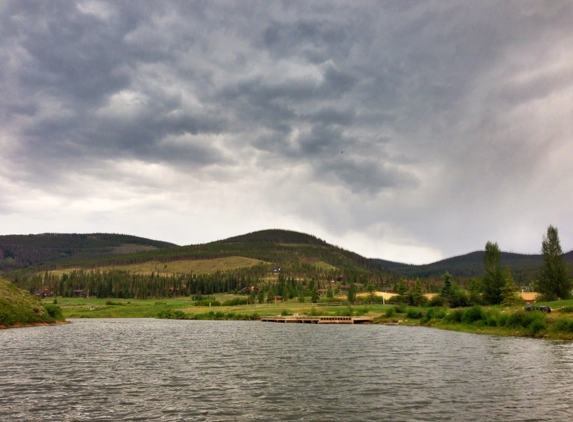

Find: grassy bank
<box><xmin>0</xmin><ymin>278</ymin><xmax>65</xmax><ymax>328</ymax></box>
<box><xmin>374</xmin><ymin>300</ymin><xmax>573</xmax><ymax>340</ymax></box>
<box><xmin>44</xmin><ymin>295</ymin><xmax>384</xmax><ymax>319</ymax></box>
<box><xmin>43</xmin><ymin>294</ymin><xmax>573</xmax><ymax>339</ymax></box>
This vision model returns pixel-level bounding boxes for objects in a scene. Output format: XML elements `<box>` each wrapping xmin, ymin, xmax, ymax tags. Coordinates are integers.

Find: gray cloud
<box><xmin>1</xmin><ymin>0</ymin><xmax>573</xmax><ymax>263</ymax></box>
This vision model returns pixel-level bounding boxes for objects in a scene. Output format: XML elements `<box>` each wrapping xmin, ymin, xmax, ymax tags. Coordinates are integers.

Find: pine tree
<box><xmin>482</xmin><ymin>241</ymin><xmax>504</xmax><ymax>304</ymax></box>
<box><xmin>440</xmin><ymin>272</ymin><xmax>454</xmax><ymax>305</ymax></box>
<box><xmin>500</xmin><ymin>267</ymin><xmax>521</xmax><ymax>306</ymax></box>
<box><xmin>536</xmin><ymin>225</ymin><xmax>571</xmax><ymax>300</ymax></box>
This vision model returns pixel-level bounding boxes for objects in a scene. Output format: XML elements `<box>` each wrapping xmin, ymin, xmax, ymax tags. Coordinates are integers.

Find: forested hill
<box><xmin>0</xmin><ymin>233</ymin><xmax>177</xmax><ymax>272</ymax></box>
<box><xmin>216</xmin><ymin>229</ymin><xmax>329</xmax><ymax>246</ymax></box>
<box><xmin>0</xmin><ymin>229</ymin><xmax>387</xmax><ymax>276</ymax></box>
<box><xmin>375</xmin><ymin>250</ymin><xmax>573</xmax><ymax>283</ymax></box>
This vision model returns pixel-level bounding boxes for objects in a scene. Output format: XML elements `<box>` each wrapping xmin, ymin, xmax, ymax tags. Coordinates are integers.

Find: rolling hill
<box><xmin>374</xmin><ymin>250</ymin><xmax>573</xmax><ymax>283</ymax></box>
<box><xmin>0</xmin><ymin>233</ymin><xmax>177</xmax><ymax>272</ymax></box>
<box><xmin>2</xmin><ymin>229</ymin><xmax>572</xmax><ymax>290</ymax></box>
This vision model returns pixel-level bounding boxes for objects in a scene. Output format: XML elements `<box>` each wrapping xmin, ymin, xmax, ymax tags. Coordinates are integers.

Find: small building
<box><xmin>73</xmin><ymin>289</ymin><xmax>85</xmax><ymax>297</ymax></box>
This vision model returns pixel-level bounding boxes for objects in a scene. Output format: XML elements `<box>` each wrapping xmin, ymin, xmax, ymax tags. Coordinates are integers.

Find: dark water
<box><xmin>1</xmin><ymin>319</ymin><xmax>573</xmax><ymax>421</ymax></box>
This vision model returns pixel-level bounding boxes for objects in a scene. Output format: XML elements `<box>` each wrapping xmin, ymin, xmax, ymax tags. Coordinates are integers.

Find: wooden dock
<box><xmin>260</xmin><ymin>315</ymin><xmax>372</xmax><ymax>324</ymax></box>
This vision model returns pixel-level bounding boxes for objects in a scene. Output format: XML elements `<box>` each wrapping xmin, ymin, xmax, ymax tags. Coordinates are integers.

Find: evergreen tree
<box><xmin>310</xmin><ymin>285</ymin><xmax>319</xmax><ymax>303</ymax></box>
<box><xmin>395</xmin><ymin>278</ymin><xmax>408</xmax><ymax>304</ymax></box>
<box><xmin>347</xmin><ymin>282</ymin><xmax>356</xmax><ymax>304</ymax></box>
<box><xmin>500</xmin><ymin>267</ymin><xmax>521</xmax><ymax>306</ymax></box>
<box><xmin>409</xmin><ymin>278</ymin><xmax>426</xmax><ymax>306</ymax></box>
<box><xmin>482</xmin><ymin>241</ymin><xmax>504</xmax><ymax>304</ymax></box>
<box><xmin>440</xmin><ymin>272</ymin><xmax>455</xmax><ymax>305</ymax></box>
<box><xmin>536</xmin><ymin>225</ymin><xmax>571</xmax><ymax>300</ymax></box>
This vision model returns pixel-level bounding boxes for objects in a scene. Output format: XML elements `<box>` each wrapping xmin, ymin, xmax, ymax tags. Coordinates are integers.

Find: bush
<box><xmin>528</xmin><ymin>313</ymin><xmax>547</xmax><ymax>335</ymax></box>
<box><xmin>462</xmin><ymin>306</ymin><xmax>487</xmax><ymax>324</ymax></box>
<box><xmin>506</xmin><ymin>310</ymin><xmax>547</xmax><ymax>335</ymax></box>
<box><xmin>195</xmin><ymin>299</ymin><xmax>221</xmax><ymax>307</ymax></box>
<box><xmin>105</xmin><ymin>299</ymin><xmax>124</xmax><ymax>306</ymax></box>
<box><xmin>281</xmin><ymin>309</ymin><xmax>293</xmax><ymax>316</ymax></box>
<box><xmin>558</xmin><ymin>306</ymin><xmax>573</xmax><ymax>313</ymax></box>
<box><xmin>222</xmin><ymin>298</ymin><xmax>248</xmax><ymax>306</ymax></box>
<box><xmin>385</xmin><ymin>307</ymin><xmax>396</xmax><ymax>317</ymax></box>
<box><xmin>44</xmin><ymin>304</ymin><xmax>64</xmax><ymax>321</ymax></box>
<box><xmin>422</xmin><ymin>307</ymin><xmax>446</xmax><ymax>322</ymax></box>
<box><xmin>497</xmin><ymin>313</ymin><xmax>509</xmax><ymax>327</ymax></box>
<box><xmin>507</xmin><ymin>311</ymin><xmax>531</xmax><ymax>328</ymax></box>
<box><xmin>427</xmin><ymin>295</ymin><xmax>446</xmax><ymax>307</ymax></box>
<box><xmin>485</xmin><ymin>315</ymin><xmax>498</xmax><ymax>327</ymax></box>
<box><xmin>444</xmin><ymin>309</ymin><xmax>465</xmax><ymax>323</ymax></box>
<box><xmin>156</xmin><ymin>309</ymin><xmax>187</xmax><ymax>319</ymax></box>
<box><xmin>406</xmin><ymin>308</ymin><xmax>423</xmax><ymax>319</ymax></box>
<box><xmin>393</xmin><ymin>305</ymin><xmax>407</xmax><ymax>314</ymax></box>
<box><xmin>553</xmin><ymin>318</ymin><xmax>573</xmax><ymax>333</ymax></box>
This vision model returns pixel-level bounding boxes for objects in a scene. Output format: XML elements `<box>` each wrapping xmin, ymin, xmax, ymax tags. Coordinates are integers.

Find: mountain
<box><xmin>374</xmin><ymin>250</ymin><xmax>573</xmax><ymax>283</ymax></box>
<box><xmin>3</xmin><ymin>229</ymin><xmax>572</xmax><ymax>286</ymax></box>
<box><xmin>0</xmin><ymin>233</ymin><xmax>177</xmax><ymax>272</ymax></box>
<box><xmin>0</xmin><ymin>229</ymin><xmax>386</xmax><ymax>276</ymax></box>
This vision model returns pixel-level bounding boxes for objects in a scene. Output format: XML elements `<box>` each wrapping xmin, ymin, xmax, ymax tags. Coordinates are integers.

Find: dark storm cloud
<box><xmin>2</xmin><ymin>0</ymin><xmax>573</xmax><ymax>262</ymax></box>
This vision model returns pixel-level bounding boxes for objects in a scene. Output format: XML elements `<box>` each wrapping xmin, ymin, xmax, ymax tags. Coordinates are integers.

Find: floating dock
<box><xmin>260</xmin><ymin>315</ymin><xmax>372</xmax><ymax>324</ymax></box>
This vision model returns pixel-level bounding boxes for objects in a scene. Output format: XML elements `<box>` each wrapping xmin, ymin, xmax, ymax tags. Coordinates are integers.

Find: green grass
<box><xmin>41</xmin><ymin>294</ymin><xmax>573</xmax><ymax>339</ymax></box>
<box><xmin>47</xmin><ymin>295</ymin><xmax>391</xmax><ymax>319</ymax></box>
<box><xmin>46</xmin><ymin>256</ymin><xmax>266</xmax><ymax>277</ymax></box>
<box><xmin>0</xmin><ymin>278</ymin><xmax>65</xmax><ymax>327</ymax></box>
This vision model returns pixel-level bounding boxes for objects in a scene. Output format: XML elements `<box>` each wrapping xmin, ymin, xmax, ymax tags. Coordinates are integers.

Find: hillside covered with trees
<box><xmin>2</xmin><ymin>228</ymin><xmax>571</xmax><ymax>303</ymax></box>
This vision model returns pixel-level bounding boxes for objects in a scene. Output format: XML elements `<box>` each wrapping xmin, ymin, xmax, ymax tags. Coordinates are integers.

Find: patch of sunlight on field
<box><xmin>47</xmin><ymin>256</ymin><xmax>266</xmax><ymax>276</ymax></box>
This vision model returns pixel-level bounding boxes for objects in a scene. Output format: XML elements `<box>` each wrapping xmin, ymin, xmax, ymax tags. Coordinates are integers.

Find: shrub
<box><xmin>222</xmin><ymin>298</ymin><xmax>248</xmax><ymax>306</ymax></box>
<box><xmin>44</xmin><ymin>304</ymin><xmax>64</xmax><ymax>321</ymax></box>
<box><xmin>462</xmin><ymin>306</ymin><xmax>487</xmax><ymax>324</ymax></box>
<box><xmin>497</xmin><ymin>313</ymin><xmax>509</xmax><ymax>327</ymax></box>
<box><xmin>156</xmin><ymin>309</ymin><xmax>187</xmax><ymax>319</ymax></box>
<box><xmin>427</xmin><ymin>295</ymin><xmax>446</xmax><ymax>307</ymax></box>
<box><xmin>406</xmin><ymin>308</ymin><xmax>423</xmax><ymax>319</ymax></box>
<box><xmin>558</xmin><ymin>306</ymin><xmax>573</xmax><ymax>313</ymax></box>
<box><xmin>528</xmin><ymin>313</ymin><xmax>547</xmax><ymax>335</ymax></box>
<box><xmin>422</xmin><ymin>307</ymin><xmax>446</xmax><ymax>322</ymax></box>
<box><xmin>281</xmin><ymin>309</ymin><xmax>293</xmax><ymax>316</ymax></box>
<box><xmin>195</xmin><ymin>299</ymin><xmax>221</xmax><ymax>307</ymax></box>
<box><xmin>105</xmin><ymin>299</ymin><xmax>124</xmax><ymax>306</ymax></box>
<box><xmin>394</xmin><ymin>305</ymin><xmax>407</xmax><ymax>314</ymax></box>
<box><xmin>554</xmin><ymin>317</ymin><xmax>570</xmax><ymax>331</ymax></box>
<box><xmin>385</xmin><ymin>307</ymin><xmax>396</xmax><ymax>317</ymax></box>
<box><xmin>507</xmin><ymin>311</ymin><xmax>532</xmax><ymax>328</ymax></box>
<box><xmin>553</xmin><ymin>318</ymin><xmax>573</xmax><ymax>333</ymax></box>
<box><xmin>444</xmin><ymin>309</ymin><xmax>465</xmax><ymax>323</ymax></box>
<box><xmin>485</xmin><ymin>315</ymin><xmax>499</xmax><ymax>327</ymax></box>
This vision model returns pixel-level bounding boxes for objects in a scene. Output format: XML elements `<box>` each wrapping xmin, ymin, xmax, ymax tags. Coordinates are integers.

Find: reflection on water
<box><xmin>1</xmin><ymin>319</ymin><xmax>573</xmax><ymax>421</ymax></box>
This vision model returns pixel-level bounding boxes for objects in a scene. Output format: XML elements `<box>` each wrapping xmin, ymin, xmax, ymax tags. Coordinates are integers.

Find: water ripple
<box><xmin>1</xmin><ymin>320</ymin><xmax>573</xmax><ymax>421</ymax></box>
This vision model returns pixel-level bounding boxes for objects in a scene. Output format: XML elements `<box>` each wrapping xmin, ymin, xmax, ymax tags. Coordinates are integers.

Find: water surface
<box><xmin>1</xmin><ymin>319</ymin><xmax>572</xmax><ymax>421</ymax></box>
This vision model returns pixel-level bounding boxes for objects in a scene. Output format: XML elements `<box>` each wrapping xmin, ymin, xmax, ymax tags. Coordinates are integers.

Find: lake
<box><xmin>1</xmin><ymin>319</ymin><xmax>572</xmax><ymax>421</ymax></box>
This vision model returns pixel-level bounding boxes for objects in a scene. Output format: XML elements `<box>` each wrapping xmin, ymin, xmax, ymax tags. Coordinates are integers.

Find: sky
<box><xmin>1</xmin><ymin>1</ymin><xmax>573</xmax><ymax>264</ymax></box>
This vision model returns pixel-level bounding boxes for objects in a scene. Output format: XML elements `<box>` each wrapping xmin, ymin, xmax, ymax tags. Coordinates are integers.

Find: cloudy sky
<box><xmin>1</xmin><ymin>1</ymin><xmax>572</xmax><ymax>264</ymax></box>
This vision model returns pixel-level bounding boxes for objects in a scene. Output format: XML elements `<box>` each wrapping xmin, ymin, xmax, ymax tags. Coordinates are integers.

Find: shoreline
<box><xmin>0</xmin><ymin>320</ymin><xmax>69</xmax><ymax>330</ymax></box>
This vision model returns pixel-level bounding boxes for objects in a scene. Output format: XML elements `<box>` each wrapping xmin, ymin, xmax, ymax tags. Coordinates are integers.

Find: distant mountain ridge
<box><xmin>1</xmin><ymin>230</ymin><xmax>572</xmax><ymax>283</ymax></box>
<box><xmin>0</xmin><ymin>233</ymin><xmax>176</xmax><ymax>272</ymax></box>
<box><xmin>374</xmin><ymin>250</ymin><xmax>573</xmax><ymax>283</ymax></box>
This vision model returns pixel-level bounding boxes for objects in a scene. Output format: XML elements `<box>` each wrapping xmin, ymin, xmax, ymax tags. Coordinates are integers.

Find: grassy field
<box><xmin>43</xmin><ymin>295</ymin><xmax>387</xmax><ymax>319</ymax></box>
<box><xmin>41</xmin><ymin>295</ymin><xmax>573</xmax><ymax>340</ymax></box>
<box><xmin>47</xmin><ymin>256</ymin><xmax>266</xmax><ymax>277</ymax></box>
